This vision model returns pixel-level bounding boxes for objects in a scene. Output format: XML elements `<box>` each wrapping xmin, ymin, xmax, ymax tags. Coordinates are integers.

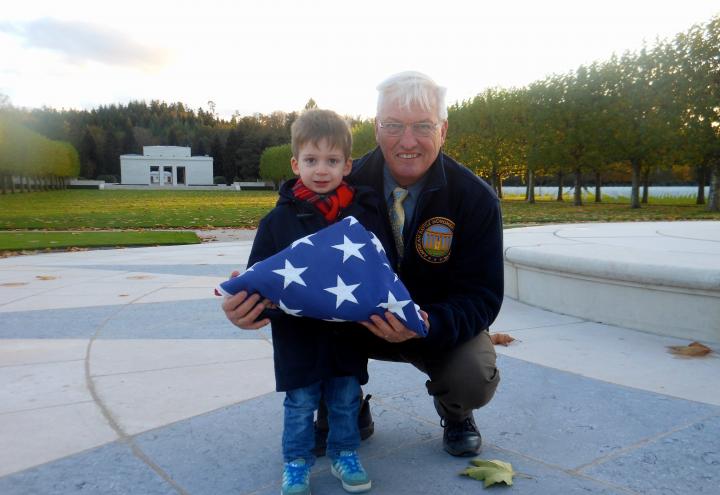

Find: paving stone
<box><xmin>584</xmin><ymin>414</ymin><xmax>720</xmax><ymax>494</ymax></box>
<box><xmin>133</xmin><ymin>393</ymin><xmax>285</xmax><ymax>494</ymax></box>
<box><xmin>0</xmin><ymin>306</ymin><xmax>119</xmax><ymax>339</ymax></box>
<box><xmin>0</xmin><ymin>442</ymin><xmax>176</xmax><ymax>495</ymax></box>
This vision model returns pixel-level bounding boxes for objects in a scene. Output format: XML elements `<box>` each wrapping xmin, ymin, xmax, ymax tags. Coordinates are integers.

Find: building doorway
<box><xmin>176</xmin><ymin>166</ymin><xmax>186</xmax><ymax>185</ymax></box>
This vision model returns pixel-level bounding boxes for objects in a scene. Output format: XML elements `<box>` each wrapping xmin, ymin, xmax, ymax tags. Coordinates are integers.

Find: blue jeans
<box><xmin>282</xmin><ymin>376</ymin><xmax>361</xmax><ymax>466</ymax></box>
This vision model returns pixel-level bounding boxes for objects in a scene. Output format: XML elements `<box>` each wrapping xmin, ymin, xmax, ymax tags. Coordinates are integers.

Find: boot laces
<box><xmin>441</xmin><ymin>417</ymin><xmax>478</xmax><ymax>438</ymax></box>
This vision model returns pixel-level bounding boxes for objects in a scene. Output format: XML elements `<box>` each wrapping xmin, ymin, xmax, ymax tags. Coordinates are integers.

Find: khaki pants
<box><xmin>368</xmin><ymin>331</ymin><xmax>500</xmax><ymax>422</ymax></box>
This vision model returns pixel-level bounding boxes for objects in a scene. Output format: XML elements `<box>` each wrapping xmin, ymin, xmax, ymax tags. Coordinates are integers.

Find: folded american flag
<box><xmin>217</xmin><ymin>216</ymin><xmax>427</xmax><ymax>337</ymax></box>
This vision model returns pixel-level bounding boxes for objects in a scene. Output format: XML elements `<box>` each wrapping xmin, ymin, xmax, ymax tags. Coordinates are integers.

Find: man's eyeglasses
<box><xmin>378</xmin><ymin>121</ymin><xmax>440</xmax><ymax>137</ymax></box>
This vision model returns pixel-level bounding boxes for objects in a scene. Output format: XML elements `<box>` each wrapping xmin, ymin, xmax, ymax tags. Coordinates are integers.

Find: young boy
<box><xmin>247</xmin><ymin>109</ymin><xmax>388</xmax><ymax>494</ymax></box>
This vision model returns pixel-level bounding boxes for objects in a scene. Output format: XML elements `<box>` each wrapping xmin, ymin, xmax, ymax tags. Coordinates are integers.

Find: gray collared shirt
<box><xmin>383</xmin><ymin>165</ymin><xmax>428</xmax><ymax>235</ymax></box>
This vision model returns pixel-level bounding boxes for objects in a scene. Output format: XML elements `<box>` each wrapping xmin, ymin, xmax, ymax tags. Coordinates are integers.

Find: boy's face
<box><xmin>291</xmin><ymin>139</ymin><xmax>352</xmax><ymax>194</ymax></box>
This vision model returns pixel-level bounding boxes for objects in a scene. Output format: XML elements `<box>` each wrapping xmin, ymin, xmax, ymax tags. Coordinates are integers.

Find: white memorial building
<box><xmin>120</xmin><ymin>146</ymin><xmax>213</xmax><ymax>186</ymax></box>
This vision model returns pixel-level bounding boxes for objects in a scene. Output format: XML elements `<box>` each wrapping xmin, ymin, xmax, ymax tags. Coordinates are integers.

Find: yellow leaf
<box><xmin>461</xmin><ymin>458</ymin><xmax>514</xmax><ymax>487</ymax></box>
<box><xmin>667</xmin><ymin>341</ymin><xmax>713</xmax><ymax>357</ymax></box>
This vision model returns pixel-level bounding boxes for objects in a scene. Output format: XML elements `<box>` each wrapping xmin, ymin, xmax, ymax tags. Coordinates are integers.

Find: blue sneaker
<box><xmin>281</xmin><ymin>459</ymin><xmax>311</xmax><ymax>495</ymax></box>
<box><xmin>330</xmin><ymin>450</ymin><xmax>371</xmax><ymax>493</ymax></box>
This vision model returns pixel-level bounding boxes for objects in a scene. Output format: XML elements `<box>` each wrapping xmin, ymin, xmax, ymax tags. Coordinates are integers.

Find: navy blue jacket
<box><xmin>349</xmin><ymin>147</ymin><xmax>504</xmax><ymax>352</ymax></box>
<box><xmin>247</xmin><ymin>178</ymin><xmax>393</xmax><ymax>392</ymax></box>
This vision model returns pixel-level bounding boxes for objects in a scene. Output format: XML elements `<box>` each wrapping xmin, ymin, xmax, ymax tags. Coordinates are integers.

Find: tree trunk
<box><xmin>526</xmin><ymin>168</ymin><xmax>535</xmax><ymax>204</ymax></box>
<box><xmin>573</xmin><ymin>167</ymin><xmax>583</xmax><ymax>206</ymax></box>
<box><xmin>492</xmin><ymin>170</ymin><xmax>503</xmax><ymax>199</ymax></box>
<box><xmin>696</xmin><ymin>164</ymin><xmax>707</xmax><ymax>205</ymax></box>
<box><xmin>708</xmin><ymin>162</ymin><xmax>720</xmax><ymax>212</ymax></box>
<box><xmin>556</xmin><ymin>171</ymin><xmax>564</xmax><ymax>201</ymax></box>
<box><xmin>630</xmin><ymin>161</ymin><xmax>641</xmax><ymax>209</ymax></box>
<box><xmin>594</xmin><ymin>171</ymin><xmax>602</xmax><ymax>203</ymax></box>
<box><xmin>1</xmin><ymin>175</ymin><xmax>6</xmax><ymax>194</ymax></box>
<box><xmin>641</xmin><ymin>169</ymin><xmax>650</xmax><ymax>204</ymax></box>
<box><xmin>11</xmin><ymin>175</ymin><xmax>16</xmax><ymax>194</ymax></box>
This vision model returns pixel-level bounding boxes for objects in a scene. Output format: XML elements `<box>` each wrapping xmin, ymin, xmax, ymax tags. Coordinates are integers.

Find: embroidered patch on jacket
<box><xmin>415</xmin><ymin>217</ymin><xmax>454</xmax><ymax>263</ymax></box>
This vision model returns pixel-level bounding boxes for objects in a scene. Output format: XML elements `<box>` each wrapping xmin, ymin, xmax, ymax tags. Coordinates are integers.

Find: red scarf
<box><xmin>292</xmin><ymin>179</ymin><xmax>355</xmax><ymax>222</ymax></box>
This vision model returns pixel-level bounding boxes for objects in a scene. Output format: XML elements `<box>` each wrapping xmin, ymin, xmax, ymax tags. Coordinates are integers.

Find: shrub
<box><xmin>259</xmin><ymin>144</ymin><xmax>292</xmax><ymax>187</ymax></box>
<box><xmin>213</xmin><ymin>175</ymin><xmax>226</xmax><ymax>185</ymax></box>
<box><xmin>97</xmin><ymin>174</ymin><xmax>118</xmax><ymax>183</ymax></box>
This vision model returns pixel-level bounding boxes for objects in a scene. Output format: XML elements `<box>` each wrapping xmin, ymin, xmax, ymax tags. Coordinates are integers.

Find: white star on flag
<box><xmin>324</xmin><ymin>275</ymin><xmax>360</xmax><ymax>308</ymax></box>
<box><xmin>332</xmin><ymin>235</ymin><xmax>366</xmax><ymax>263</ymax></box>
<box><xmin>291</xmin><ymin>235</ymin><xmax>314</xmax><ymax>249</ymax></box>
<box><xmin>216</xmin><ymin>216</ymin><xmax>427</xmax><ymax>337</ymax></box>
<box><xmin>378</xmin><ymin>291</ymin><xmax>411</xmax><ymax>318</ymax></box>
<box><xmin>272</xmin><ymin>260</ymin><xmax>308</xmax><ymax>288</ymax></box>
<box><xmin>383</xmin><ymin>263</ymin><xmax>399</xmax><ymax>282</ymax></box>
<box><xmin>279</xmin><ymin>300</ymin><xmax>302</xmax><ymax>316</ymax></box>
<box><xmin>370</xmin><ymin>232</ymin><xmax>385</xmax><ymax>254</ymax></box>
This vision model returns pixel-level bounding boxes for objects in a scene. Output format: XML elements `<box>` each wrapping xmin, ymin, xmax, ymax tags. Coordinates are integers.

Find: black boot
<box><xmin>441</xmin><ymin>413</ymin><xmax>482</xmax><ymax>457</ymax></box>
<box><xmin>313</xmin><ymin>394</ymin><xmax>375</xmax><ymax>457</ymax></box>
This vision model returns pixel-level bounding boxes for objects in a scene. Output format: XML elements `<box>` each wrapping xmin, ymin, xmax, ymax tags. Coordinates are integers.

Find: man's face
<box><xmin>375</xmin><ymin>99</ymin><xmax>448</xmax><ymax>187</ymax></box>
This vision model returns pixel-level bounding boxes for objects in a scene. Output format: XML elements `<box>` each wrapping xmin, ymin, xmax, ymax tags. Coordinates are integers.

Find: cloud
<box><xmin>0</xmin><ymin>17</ymin><xmax>169</xmax><ymax>69</ymax></box>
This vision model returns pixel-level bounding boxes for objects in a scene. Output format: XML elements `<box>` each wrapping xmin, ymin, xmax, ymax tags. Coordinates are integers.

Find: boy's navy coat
<box><xmin>248</xmin><ymin>178</ymin><xmax>394</xmax><ymax>392</ymax></box>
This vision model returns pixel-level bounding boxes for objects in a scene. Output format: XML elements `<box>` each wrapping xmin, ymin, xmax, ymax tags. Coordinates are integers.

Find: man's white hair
<box><xmin>376</xmin><ymin>71</ymin><xmax>448</xmax><ymax>121</ymax></box>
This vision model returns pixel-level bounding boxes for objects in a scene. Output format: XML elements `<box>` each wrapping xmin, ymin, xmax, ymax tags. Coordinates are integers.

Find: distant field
<box><xmin>0</xmin><ymin>231</ymin><xmax>200</xmax><ymax>251</ymax></box>
<box><xmin>0</xmin><ymin>190</ymin><xmax>277</xmax><ymax>230</ymax></box>
<box><xmin>0</xmin><ymin>189</ymin><xmax>717</xmax><ymax>231</ymax></box>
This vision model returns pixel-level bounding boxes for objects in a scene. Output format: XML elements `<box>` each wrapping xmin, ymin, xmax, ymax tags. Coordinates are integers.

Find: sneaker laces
<box><xmin>284</xmin><ymin>460</ymin><xmax>309</xmax><ymax>486</ymax></box>
<box><xmin>336</xmin><ymin>451</ymin><xmax>363</xmax><ymax>475</ymax></box>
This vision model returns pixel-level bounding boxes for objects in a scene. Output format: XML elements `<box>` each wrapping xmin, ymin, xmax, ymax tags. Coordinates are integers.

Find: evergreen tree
<box><xmin>79</xmin><ymin>129</ymin><xmax>99</xmax><ymax>178</ymax></box>
<box><xmin>101</xmin><ymin>131</ymin><xmax>120</xmax><ymax>178</ymax></box>
<box><xmin>210</xmin><ymin>135</ymin><xmax>225</xmax><ymax>178</ymax></box>
<box><xmin>224</xmin><ymin>130</ymin><xmax>239</xmax><ymax>183</ymax></box>
<box><xmin>121</xmin><ymin>121</ymin><xmax>140</xmax><ymax>154</ymax></box>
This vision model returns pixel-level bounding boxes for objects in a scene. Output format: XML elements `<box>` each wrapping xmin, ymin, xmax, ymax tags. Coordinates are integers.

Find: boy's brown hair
<box><xmin>291</xmin><ymin>109</ymin><xmax>352</xmax><ymax>159</ymax></box>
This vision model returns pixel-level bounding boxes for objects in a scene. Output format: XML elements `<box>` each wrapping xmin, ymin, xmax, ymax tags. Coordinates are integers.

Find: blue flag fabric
<box><xmin>217</xmin><ymin>216</ymin><xmax>427</xmax><ymax>337</ymax></box>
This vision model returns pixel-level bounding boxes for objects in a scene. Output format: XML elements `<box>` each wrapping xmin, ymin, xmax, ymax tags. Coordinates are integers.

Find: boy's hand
<box><xmin>221</xmin><ymin>271</ymin><xmax>272</xmax><ymax>330</ymax></box>
<box><xmin>360</xmin><ymin>310</ymin><xmax>429</xmax><ymax>343</ymax></box>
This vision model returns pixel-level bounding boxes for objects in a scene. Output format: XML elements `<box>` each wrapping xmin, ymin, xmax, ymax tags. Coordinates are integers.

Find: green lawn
<box><xmin>501</xmin><ymin>196</ymin><xmax>720</xmax><ymax>224</ymax></box>
<box><xmin>0</xmin><ymin>190</ymin><xmax>277</xmax><ymax>230</ymax></box>
<box><xmin>0</xmin><ymin>190</ymin><xmax>717</xmax><ymax>233</ymax></box>
<box><xmin>0</xmin><ymin>231</ymin><xmax>200</xmax><ymax>251</ymax></box>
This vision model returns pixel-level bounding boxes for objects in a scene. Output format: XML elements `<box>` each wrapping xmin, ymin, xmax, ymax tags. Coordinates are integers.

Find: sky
<box><xmin>1</xmin><ymin>0</ymin><xmax>718</xmax><ymax>120</ymax></box>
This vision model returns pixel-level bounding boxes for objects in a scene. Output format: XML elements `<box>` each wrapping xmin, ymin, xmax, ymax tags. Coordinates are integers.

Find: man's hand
<box><xmin>360</xmin><ymin>310</ymin><xmax>429</xmax><ymax>343</ymax></box>
<box><xmin>221</xmin><ymin>271</ymin><xmax>272</xmax><ymax>330</ymax></box>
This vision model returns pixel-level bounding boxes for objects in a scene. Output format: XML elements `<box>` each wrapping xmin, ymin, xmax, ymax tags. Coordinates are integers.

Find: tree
<box><xmin>101</xmin><ymin>131</ymin><xmax>120</xmax><ymax>178</ymax></box>
<box><xmin>121</xmin><ymin>121</ymin><xmax>140</xmax><ymax>154</ymax></box>
<box><xmin>79</xmin><ymin>129</ymin><xmax>99</xmax><ymax>178</ymax></box>
<box><xmin>224</xmin><ymin>129</ymin><xmax>239</xmax><ymax>183</ymax></box>
<box><xmin>210</xmin><ymin>134</ymin><xmax>225</xmax><ymax>178</ymax></box>
<box><xmin>351</xmin><ymin>121</ymin><xmax>376</xmax><ymax>158</ymax></box>
<box><xmin>259</xmin><ymin>144</ymin><xmax>293</xmax><ymax>188</ymax></box>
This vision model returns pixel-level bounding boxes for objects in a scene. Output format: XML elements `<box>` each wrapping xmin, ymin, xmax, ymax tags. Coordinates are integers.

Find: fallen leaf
<box><xmin>35</xmin><ymin>275</ymin><xmax>58</xmax><ymax>281</ymax></box>
<box><xmin>1</xmin><ymin>282</ymin><xmax>28</xmax><ymax>287</ymax></box>
<box><xmin>490</xmin><ymin>333</ymin><xmax>516</xmax><ymax>346</ymax></box>
<box><xmin>667</xmin><ymin>341</ymin><xmax>713</xmax><ymax>357</ymax></box>
<box><xmin>118</xmin><ymin>294</ymin><xmax>129</xmax><ymax>297</ymax></box>
<box><xmin>126</xmin><ymin>275</ymin><xmax>153</xmax><ymax>280</ymax></box>
<box><xmin>461</xmin><ymin>459</ymin><xmax>514</xmax><ymax>487</ymax></box>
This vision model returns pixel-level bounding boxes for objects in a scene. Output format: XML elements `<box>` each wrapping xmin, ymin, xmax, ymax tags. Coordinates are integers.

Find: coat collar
<box><xmin>350</xmin><ymin>147</ymin><xmax>447</xmax><ymax>194</ymax></box>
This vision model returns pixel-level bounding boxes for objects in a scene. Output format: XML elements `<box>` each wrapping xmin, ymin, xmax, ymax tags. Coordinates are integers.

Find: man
<box><xmin>222</xmin><ymin>71</ymin><xmax>504</xmax><ymax>457</ymax></box>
